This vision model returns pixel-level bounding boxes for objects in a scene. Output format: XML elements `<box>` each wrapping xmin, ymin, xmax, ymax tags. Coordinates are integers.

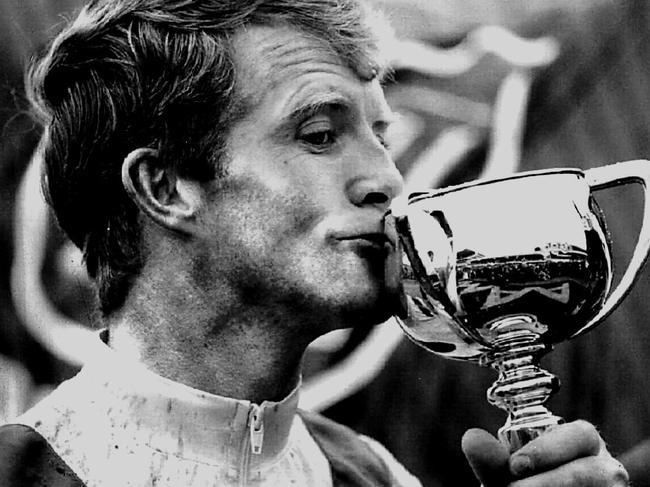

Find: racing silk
<box><xmin>1</xmin><ymin>332</ymin><xmax>420</xmax><ymax>487</ymax></box>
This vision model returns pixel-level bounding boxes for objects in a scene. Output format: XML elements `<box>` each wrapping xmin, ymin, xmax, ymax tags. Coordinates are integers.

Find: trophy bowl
<box><xmin>388</xmin><ymin>160</ymin><xmax>650</xmax><ymax>451</ymax></box>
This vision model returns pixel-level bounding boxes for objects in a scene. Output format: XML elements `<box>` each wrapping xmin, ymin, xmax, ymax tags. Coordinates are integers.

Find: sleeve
<box><xmin>0</xmin><ymin>423</ymin><xmax>86</xmax><ymax>487</ymax></box>
<box><xmin>360</xmin><ymin>435</ymin><xmax>423</xmax><ymax>487</ymax></box>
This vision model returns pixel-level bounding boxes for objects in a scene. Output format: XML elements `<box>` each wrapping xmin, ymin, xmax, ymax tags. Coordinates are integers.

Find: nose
<box><xmin>346</xmin><ymin>151</ymin><xmax>404</xmax><ymax>212</ymax></box>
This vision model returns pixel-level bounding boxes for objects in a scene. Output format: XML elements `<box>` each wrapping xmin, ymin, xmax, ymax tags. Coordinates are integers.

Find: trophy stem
<box><xmin>479</xmin><ymin>316</ymin><xmax>562</xmax><ymax>452</ymax></box>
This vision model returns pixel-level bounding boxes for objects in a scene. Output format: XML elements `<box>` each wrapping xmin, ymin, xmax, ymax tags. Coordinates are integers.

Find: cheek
<box><xmin>246</xmin><ymin>188</ymin><xmax>320</xmax><ymax>249</ymax></box>
<box><xmin>205</xmin><ymin>176</ymin><xmax>323</xmax><ymax>263</ymax></box>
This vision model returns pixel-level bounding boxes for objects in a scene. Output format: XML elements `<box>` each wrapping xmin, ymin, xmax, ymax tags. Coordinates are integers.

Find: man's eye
<box><xmin>302</xmin><ymin>130</ymin><xmax>335</xmax><ymax>147</ymax></box>
<box><xmin>298</xmin><ymin>119</ymin><xmax>339</xmax><ymax>152</ymax></box>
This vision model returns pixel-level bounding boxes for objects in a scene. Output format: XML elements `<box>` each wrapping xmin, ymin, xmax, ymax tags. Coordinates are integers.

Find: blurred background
<box><xmin>3</xmin><ymin>0</ymin><xmax>650</xmax><ymax>486</ymax></box>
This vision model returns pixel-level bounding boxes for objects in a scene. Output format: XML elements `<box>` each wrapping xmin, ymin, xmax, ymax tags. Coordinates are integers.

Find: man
<box><xmin>0</xmin><ymin>0</ymin><xmax>629</xmax><ymax>485</ymax></box>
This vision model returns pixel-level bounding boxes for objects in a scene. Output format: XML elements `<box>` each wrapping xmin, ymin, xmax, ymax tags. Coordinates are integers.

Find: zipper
<box><xmin>237</xmin><ymin>403</ymin><xmax>265</xmax><ymax>486</ymax></box>
<box><xmin>248</xmin><ymin>403</ymin><xmax>264</xmax><ymax>455</ymax></box>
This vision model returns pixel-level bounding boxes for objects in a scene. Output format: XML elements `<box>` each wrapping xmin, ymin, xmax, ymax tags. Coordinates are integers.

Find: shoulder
<box><xmin>0</xmin><ymin>423</ymin><xmax>86</xmax><ymax>486</ymax></box>
<box><xmin>15</xmin><ymin>367</ymin><xmax>106</xmax><ymax>433</ymax></box>
<box><xmin>14</xmin><ymin>372</ymin><xmax>88</xmax><ymax>434</ymax></box>
<box><xmin>358</xmin><ymin>434</ymin><xmax>422</xmax><ymax>487</ymax></box>
<box><xmin>298</xmin><ymin>409</ymin><xmax>422</xmax><ymax>487</ymax></box>
<box><xmin>11</xmin><ymin>368</ymin><xmax>112</xmax><ymax>475</ymax></box>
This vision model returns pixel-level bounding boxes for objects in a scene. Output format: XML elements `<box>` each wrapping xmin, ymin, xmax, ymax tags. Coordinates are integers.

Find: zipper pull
<box><xmin>249</xmin><ymin>404</ymin><xmax>264</xmax><ymax>455</ymax></box>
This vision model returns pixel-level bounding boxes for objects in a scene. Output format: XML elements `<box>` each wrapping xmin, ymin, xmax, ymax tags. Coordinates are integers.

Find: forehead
<box><xmin>230</xmin><ymin>24</ymin><xmax>387</xmax><ymax>116</ymax></box>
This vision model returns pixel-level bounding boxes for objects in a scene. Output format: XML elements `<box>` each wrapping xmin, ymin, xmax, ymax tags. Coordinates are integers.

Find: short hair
<box><xmin>27</xmin><ymin>0</ymin><xmax>391</xmax><ymax>316</ymax></box>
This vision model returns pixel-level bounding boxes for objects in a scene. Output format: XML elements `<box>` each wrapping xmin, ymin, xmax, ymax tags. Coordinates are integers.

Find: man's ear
<box><xmin>121</xmin><ymin>148</ymin><xmax>203</xmax><ymax>235</ymax></box>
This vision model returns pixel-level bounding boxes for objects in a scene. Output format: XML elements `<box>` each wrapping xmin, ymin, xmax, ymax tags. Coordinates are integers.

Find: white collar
<box><xmin>79</xmin><ymin>330</ymin><xmax>300</xmax><ymax>469</ymax></box>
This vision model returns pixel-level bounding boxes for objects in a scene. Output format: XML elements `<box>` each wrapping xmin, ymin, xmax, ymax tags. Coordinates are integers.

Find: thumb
<box><xmin>462</xmin><ymin>428</ymin><xmax>512</xmax><ymax>487</ymax></box>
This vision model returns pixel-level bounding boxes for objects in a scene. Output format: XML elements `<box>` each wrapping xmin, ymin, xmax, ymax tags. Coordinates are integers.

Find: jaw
<box><xmin>281</xmin><ymin>242</ymin><xmax>401</xmax><ymax>329</ymax></box>
<box><xmin>192</xmin><ymin>224</ymin><xmax>401</xmax><ymax>338</ymax></box>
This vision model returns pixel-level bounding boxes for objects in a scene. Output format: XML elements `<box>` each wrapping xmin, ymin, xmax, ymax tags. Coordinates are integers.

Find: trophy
<box><xmin>387</xmin><ymin>159</ymin><xmax>650</xmax><ymax>452</ymax></box>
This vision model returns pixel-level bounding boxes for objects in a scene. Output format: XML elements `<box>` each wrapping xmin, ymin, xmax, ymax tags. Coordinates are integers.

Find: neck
<box><xmin>102</xmin><ymin>233</ymin><xmax>335</xmax><ymax>403</ymax></box>
<box><xmin>106</xmin><ymin>288</ymin><xmax>313</xmax><ymax>404</ymax></box>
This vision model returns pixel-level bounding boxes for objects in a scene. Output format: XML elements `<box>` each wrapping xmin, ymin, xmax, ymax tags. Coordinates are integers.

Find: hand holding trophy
<box><xmin>387</xmin><ymin>159</ymin><xmax>650</xmax><ymax>452</ymax></box>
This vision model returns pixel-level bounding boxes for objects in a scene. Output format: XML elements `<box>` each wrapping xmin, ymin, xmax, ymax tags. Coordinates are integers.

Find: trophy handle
<box><xmin>577</xmin><ymin>159</ymin><xmax>650</xmax><ymax>336</ymax></box>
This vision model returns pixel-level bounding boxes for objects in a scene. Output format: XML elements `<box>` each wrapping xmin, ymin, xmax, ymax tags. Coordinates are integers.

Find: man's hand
<box><xmin>461</xmin><ymin>420</ymin><xmax>629</xmax><ymax>486</ymax></box>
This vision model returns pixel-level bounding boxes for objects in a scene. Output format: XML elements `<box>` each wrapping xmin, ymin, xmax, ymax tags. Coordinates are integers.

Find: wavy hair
<box><xmin>27</xmin><ymin>0</ymin><xmax>390</xmax><ymax>316</ymax></box>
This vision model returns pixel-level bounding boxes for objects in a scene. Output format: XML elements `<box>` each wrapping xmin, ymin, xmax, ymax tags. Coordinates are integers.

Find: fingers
<box><xmin>462</xmin><ymin>428</ymin><xmax>511</xmax><ymax>486</ymax></box>
<box><xmin>509</xmin><ymin>420</ymin><xmax>602</xmax><ymax>478</ymax></box>
<box><xmin>509</xmin><ymin>455</ymin><xmax>629</xmax><ymax>487</ymax></box>
<box><xmin>462</xmin><ymin>421</ymin><xmax>629</xmax><ymax>487</ymax></box>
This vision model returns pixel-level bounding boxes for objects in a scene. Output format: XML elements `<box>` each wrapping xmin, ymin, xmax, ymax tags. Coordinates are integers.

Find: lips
<box><xmin>325</xmin><ymin>212</ymin><xmax>398</xmax><ymax>252</ymax></box>
<box><xmin>333</xmin><ymin>232</ymin><xmax>396</xmax><ymax>252</ymax></box>
<box><xmin>343</xmin><ymin>233</ymin><xmax>392</xmax><ymax>246</ymax></box>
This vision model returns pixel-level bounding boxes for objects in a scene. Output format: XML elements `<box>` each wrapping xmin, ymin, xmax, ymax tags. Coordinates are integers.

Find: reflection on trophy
<box><xmin>388</xmin><ymin>159</ymin><xmax>650</xmax><ymax>452</ymax></box>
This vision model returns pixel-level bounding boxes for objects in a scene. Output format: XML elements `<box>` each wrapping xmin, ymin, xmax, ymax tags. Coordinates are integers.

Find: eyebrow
<box><xmin>283</xmin><ymin>90</ymin><xmax>355</xmax><ymax>126</ymax></box>
<box><xmin>280</xmin><ymin>87</ymin><xmax>399</xmax><ymax>134</ymax></box>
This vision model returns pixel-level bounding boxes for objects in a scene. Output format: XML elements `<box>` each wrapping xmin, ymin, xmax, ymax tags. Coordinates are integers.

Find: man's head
<box><xmin>29</xmin><ymin>0</ymin><xmax>401</xmax><ymax>325</ymax></box>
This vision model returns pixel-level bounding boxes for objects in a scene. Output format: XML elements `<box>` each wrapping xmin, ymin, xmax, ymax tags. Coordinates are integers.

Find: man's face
<box><xmin>196</xmin><ymin>24</ymin><xmax>403</xmax><ymax>333</ymax></box>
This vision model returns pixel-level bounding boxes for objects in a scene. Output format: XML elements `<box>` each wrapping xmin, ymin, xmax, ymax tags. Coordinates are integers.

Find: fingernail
<box><xmin>510</xmin><ymin>454</ymin><xmax>532</xmax><ymax>477</ymax></box>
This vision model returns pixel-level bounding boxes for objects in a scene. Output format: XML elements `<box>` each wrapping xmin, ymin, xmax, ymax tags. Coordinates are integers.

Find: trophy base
<box><xmin>479</xmin><ymin>315</ymin><xmax>562</xmax><ymax>452</ymax></box>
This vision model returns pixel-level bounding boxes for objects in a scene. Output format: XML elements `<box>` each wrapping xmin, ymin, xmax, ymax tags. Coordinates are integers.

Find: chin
<box><xmin>283</xmin><ymin>250</ymin><xmax>401</xmax><ymax>328</ymax></box>
<box><xmin>333</xmin><ymin>281</ymin><xmax>402</xmax><ymax>328</ymax></box>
